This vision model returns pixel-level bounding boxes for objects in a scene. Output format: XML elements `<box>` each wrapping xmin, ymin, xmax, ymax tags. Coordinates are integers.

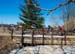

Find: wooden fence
<box><xmin>10</xmin><ymin>29</ymin><xmax>75</xmax><ymax>47</ymax></box>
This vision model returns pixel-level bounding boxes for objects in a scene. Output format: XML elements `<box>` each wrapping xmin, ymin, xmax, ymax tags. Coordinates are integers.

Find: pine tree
<box><xmin>20</xmin><ymin>0</ymin><xmax>44</xmax><ymax>29</ymax></box>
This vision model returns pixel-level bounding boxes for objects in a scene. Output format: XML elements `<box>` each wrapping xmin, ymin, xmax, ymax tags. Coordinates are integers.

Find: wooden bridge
<box><xmin>10</xmin><ymin>29</ymin><xmax>75</xmax><ymax>47</ymax></box>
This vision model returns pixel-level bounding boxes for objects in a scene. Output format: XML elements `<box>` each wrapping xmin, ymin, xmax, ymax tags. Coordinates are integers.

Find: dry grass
<box><xmin>0</xmin><ymin>36</ymin><xmax>19</xmax><ymax>54</ymax></box>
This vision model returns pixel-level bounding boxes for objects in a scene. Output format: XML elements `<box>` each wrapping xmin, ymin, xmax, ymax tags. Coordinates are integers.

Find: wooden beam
<box><xmin>42</xmin><ymin>28</ymin><xmax>45</xmax><ymax>45</ymax></box>
<box><xmin>32</xmin><ymin>29</ymin><xmax>34</xmax><ymax>45</ymax></box>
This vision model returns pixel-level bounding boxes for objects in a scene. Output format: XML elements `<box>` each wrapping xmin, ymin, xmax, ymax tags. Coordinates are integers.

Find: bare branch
<box><xmin>27</xmin><ymin>0</ymin><xmax>75</xmax><ymax>15</ymax></box>
<box><xmin>47</xmin><ymin>0</ymin><xmax>74</xmax><ymax>15</ymax></box>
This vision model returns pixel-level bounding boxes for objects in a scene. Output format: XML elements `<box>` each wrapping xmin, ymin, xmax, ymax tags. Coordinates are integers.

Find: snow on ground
<box><xmin>10</xmin><ymin>45</ymin><xmax>75</xmax><ymax>54</ymax></box>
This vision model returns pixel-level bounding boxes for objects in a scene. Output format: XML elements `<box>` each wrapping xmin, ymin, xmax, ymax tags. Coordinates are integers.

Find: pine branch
<box><xmin>20</xmin><ymin>6</ymin><xmax>27</xmax><ymax>14</ymax></box>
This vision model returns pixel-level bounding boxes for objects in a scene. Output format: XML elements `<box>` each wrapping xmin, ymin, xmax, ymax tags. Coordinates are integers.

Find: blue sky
<box><xmin>0</xmin><ymin>0</ymin><xmax>66</xmax><ymax>26</ymax></box>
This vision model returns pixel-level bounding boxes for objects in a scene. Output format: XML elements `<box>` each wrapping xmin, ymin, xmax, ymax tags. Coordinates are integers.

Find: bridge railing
<box><xmin>10</xmin><ymin>29</ymin><xmax>75</xmax><ymax>47</ymax></box>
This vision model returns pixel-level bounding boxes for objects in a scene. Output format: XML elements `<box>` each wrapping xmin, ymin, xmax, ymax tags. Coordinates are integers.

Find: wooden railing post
<box><xmin>42</xmin><ymin>28</ymin><xmax>44</xmax><ymax>45</ymax></box>
<box><xmin>32</xmin><ymin>29</ymin><xmax>34</xmax><ymax>45</ymax></box>
<box><xmin>51</xmin><ymin>30</ymin><xmax>53</xmax><ymax>45</ymax></box>
<box><xmin>64</xmin><ymin>31</ymin><xmax>66</xmax><ymax>45</ymax></box>
<box><xmin>21</xmin><ymin>28</ymin><xmax>24</xmax><ymax>46</ymax></box>
<box><xmin>11</xmin><ymin>29</ymin><xmax>13</xmax><ymax>39</ymax></box>
<box><xmin>61</xmin><ymin>38</ymin><xmax>63</xmax><ymax>48</ymax></box>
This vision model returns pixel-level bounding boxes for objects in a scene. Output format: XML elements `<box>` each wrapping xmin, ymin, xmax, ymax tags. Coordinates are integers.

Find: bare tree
<box><xmin>60</xmin><ymin>2</ymin><xmax>75</xmax><ymax>31</ymax></box>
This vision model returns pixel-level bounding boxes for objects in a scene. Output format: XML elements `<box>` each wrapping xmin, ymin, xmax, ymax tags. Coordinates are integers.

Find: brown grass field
<box><xmin>0</xmin><ymin>36</ymin><xmax>19</xmax><ymax>54</ymax></box>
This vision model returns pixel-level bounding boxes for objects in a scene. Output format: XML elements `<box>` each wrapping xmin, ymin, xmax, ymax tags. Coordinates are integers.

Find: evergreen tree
<box><xmin>20</xmin><ymin>0</ymin><xmax>44</xmax><ymax>29</ymax></box>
